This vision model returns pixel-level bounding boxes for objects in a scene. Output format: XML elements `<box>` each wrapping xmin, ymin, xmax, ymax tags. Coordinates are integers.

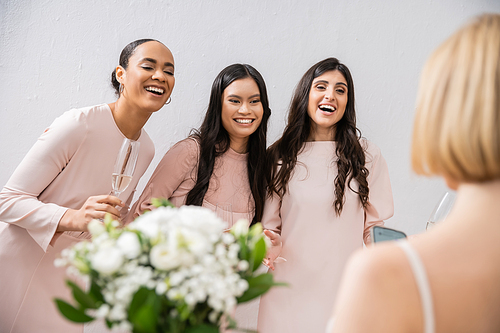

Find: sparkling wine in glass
<box><xmin>426</xmin><ymin>191</ymin><xmax>456</xmax><ymax>230</ymax></box>
<box><xmin>111</xmin><ymin>138</ymin><xmax>140</xmax><ymax>197</ymax></box>
<box><xmin>215</xmin><ymin>203</ymin><xmax>233</xmax><ymax>230</ymax></box>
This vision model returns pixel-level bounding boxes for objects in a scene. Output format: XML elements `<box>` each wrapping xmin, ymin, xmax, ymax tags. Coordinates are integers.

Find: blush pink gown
<box><xmin>0</xmin><ymin>104</ymin><xmax>154</xmax><ymax>333</ymax></box>
<box><xmin>128</xmin><ymin>137</ymin><xmax>259</xmax><ymax>330</ymax></box>
<box><xmin>128</xmin><ymin>137</ymin><xmax>255</xmax><ymax>226</ymax></box>
<box><xmin>257</xmin><ymin>140</ymin><xmax>394</xmax><ymax>333</ymax></box>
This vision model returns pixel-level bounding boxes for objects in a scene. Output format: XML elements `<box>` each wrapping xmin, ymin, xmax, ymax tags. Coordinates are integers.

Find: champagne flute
<box><xmin>215</xmin><ymin>203</ymin><xmax>233</xmax><ymax>230</ymax></box>
<box><xmin>426</xmin><ymin>190</ymin><xmax>456</xmax><ymax>230</ymax></box>
<box><xmin>111</xmin><ymin>138</ymin><xmax>140</xmax><ymax>197</ymax></box>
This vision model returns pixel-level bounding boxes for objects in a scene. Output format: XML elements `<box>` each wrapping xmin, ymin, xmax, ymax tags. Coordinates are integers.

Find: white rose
<box><xmin>116</xmin><ymin>232</ymin><xmax>141</xmax><ymax>259</ymax></box>
<box><xmin>150</xmin><ymin>243</ymin><xmax>180</xmax><ymax>270</ymax></box>
<box><xmin>91</xmin><ymin>246</ymin><xmax>124</xmax><ymax>275</ymax></box>
<box><xmin>88</xmin><ymin>220</ymin><xmax>106</xmax><ymax>237</ymax></box>
<box><xmin>182</xmin><ymin>229</ymin><xmax>210</xmax><ymax>255</ymax></box>
<box><xmin>129</xmin><ymin>208</ymin><xmax>172</xmax><ymax>238</ymax></box>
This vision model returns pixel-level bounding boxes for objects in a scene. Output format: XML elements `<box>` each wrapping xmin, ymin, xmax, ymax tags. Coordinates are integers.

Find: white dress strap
<box><xmin>397</xmin><ymin>240</ymin><xmax>435</xmax><ymax>333</ymax></box>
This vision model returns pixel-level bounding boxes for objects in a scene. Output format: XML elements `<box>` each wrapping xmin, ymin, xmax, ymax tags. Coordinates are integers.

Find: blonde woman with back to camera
<box><xmin>329</xmin><ymin>14</ymin><xmax>500</xmax><ymax>333</ymax></box>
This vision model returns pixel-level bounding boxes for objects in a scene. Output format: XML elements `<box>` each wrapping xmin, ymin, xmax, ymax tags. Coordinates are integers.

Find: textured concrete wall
<box><xmin>1</xmin><ymin>0</ymin><xmax>499</xmax><ymax>235</ymax></box>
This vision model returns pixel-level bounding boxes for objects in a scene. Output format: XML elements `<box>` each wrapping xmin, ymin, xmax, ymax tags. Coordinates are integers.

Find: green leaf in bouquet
<box><xmin>54</xmin><ymin>298</ymin><xmax>94</xmax><ymax>323</ymax></box>
<box><xmin>151</xmin><ymin>197</ymin><xmax>175</xmax><ymax>208</ymax></box>
<box><xmin>179</xmin><ymin>303</ymin><xmax>192</xmax><ymax>321</ymax></box>
<box><xmin>237</xmin><ymin>236</ymin><xmax>250</xmax><ymax>262</ymax></box>
<box><xmin>237</xmin><ymin>273</ymin><xmax>287</xmax><ymax>303</ymax></box>
<box><xmin>89</xmin><ymin>279</ymin><xmax>105</xmax><ymax>304</ymax></box>
<box><xmin>66</xmin><ymin>280</ymin><xmax>98</xmax><ymax>309</ymax></box>
<box><xmin>128</xmin><ymin>287</ymin><xmax>150</xmax><ymax>317</ymax></box>
<box><xmin>184</xmin><ymin>324</ymin><xmax>220</xmax><ymax>333</ymax></box>
<box><xmin>131</xmin><ymin>305</ymin><xmax>159</xmax><ymax>333</ymax></box>
<box><xmin>128</xmin><ymin>287</ymin><xmax>160</xmax><ymax>333</ymax></box>
<box><xmin>249</xmin><ymin>237</ymin><xmax>266</xmax><ymax>272</ymax></box>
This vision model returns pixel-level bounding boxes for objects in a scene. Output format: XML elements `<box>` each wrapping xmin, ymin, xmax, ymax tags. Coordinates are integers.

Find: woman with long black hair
<box><xmin>128</xmin><ymin>63</ymin><xmax>271</xmax><ymax>227</ymax></box>
<box><xmin>257</xmin><ymin>58</ymin><xmax>393</xmax><ymax>333</ymax></box>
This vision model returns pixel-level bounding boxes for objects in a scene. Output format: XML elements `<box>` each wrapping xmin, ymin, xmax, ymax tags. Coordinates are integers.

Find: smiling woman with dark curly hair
<box><xmin>258</xmin><ymin>57</ymin><xmax>394</xmax><ymax>333</ymax></box>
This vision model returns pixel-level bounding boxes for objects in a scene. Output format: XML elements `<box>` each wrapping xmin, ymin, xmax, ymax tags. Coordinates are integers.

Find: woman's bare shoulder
<box><xmin>332</xmin><ymin>242</ymin><xmax>422</xmax><ymax>332</ymax></box>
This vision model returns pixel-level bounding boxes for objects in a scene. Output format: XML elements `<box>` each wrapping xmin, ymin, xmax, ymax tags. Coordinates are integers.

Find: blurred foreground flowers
<box><xmin>55</xmin><ymin>199</ymin><xmax>285</xmax><ymax>332</ymax></box>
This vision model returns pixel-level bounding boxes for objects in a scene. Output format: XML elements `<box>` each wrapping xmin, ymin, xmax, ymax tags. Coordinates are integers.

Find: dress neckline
<box><xmin>226</xmin><ymin>147</ymin><xmax>248</xmax><ymax>161</ymax></box>
<box><xmin>103</xmin><ymin>103</ymin><xmax>144</xmax><ymax>142</ymax></box>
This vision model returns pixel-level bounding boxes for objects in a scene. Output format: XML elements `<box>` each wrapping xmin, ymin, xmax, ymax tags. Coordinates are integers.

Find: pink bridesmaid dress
<box><xmin>257</xmin><ymin>140</ymin><xmax>394</xmax><ymax>333</ymax></box>
<box><xmin>0</xmin><ymin>104</ymin><xmax>154</xmax><ymax>333</ymax></box>
<box><xmin>128</xmin><ymin>137</ymin><xmax>255</xmax><ymax>227</ymax></box>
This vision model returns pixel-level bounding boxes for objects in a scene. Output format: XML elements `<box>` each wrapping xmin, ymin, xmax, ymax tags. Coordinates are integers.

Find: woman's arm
<box><xmin>363</xmin><ymin>141</ymin><xmax>394</xmax><ymax>244</ymax></box>
<box><xmin>261</xmin><ymin>192</ymin><xmax>283</xmax><ymax>270</ymax></box>
<box><xmin>0</xmin><ymin>110</ymin><xmax>121</xmax><ymax>251</ymax></box>
<box><xmin>125</xmin><ymin>138</ymin><xmax>199</xmax><ymax>223</ymax></box>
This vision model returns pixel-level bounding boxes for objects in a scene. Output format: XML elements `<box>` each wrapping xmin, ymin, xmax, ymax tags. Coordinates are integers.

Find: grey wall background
<box><xmin>1</xmin><ymin>0</ymin><xmax>500</xmax><ymax>236</ymax></box>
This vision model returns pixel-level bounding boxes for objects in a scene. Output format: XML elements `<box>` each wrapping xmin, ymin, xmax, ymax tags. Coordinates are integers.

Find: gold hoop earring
<box><xmin>165</xmin><ymin>97</ymin><xmax>172</xmax><ymax>105</ymax></box>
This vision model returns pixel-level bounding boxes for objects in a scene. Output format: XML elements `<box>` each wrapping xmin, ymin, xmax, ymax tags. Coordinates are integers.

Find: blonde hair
<box><xmin>412</xmin><ymin>14</ymin><xmax>500</xmax><ymax>182</ymax></box>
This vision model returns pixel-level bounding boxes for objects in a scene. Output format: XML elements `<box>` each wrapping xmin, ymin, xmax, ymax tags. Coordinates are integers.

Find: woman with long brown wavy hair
<box><xmin>257</xmin><ymin>57</ymin><xmax>394</xmax><ymax>333</ymax></box>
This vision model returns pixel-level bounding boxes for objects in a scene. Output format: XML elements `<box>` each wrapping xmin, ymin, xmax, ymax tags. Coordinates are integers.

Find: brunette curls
<box><xmin>267</xmin><ymin>58</ymin><xmax>369</xmax><ymax>215</ymax></box>
<box><xmin>186</xmin><ymin>64</ymin><xmax>271</xmax><ymax>224</ymax></box>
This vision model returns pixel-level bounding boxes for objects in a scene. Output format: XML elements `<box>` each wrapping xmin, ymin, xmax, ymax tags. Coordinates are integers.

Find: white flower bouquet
<box><xmin>55</xmin><ymin>199</ymin><xmax>284</xmax><ymax>333</ymax></box>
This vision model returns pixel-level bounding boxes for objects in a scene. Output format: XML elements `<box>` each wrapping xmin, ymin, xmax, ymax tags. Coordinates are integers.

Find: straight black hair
<box><xmin>187</xmin><ymin>64</ymin><xmax>271</xmax><ymax>224</ymax></box>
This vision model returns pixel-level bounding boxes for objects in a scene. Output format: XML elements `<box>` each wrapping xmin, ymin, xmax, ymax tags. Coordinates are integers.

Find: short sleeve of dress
<box><xmin>0</xmin><ymin>110</ymin><xmax>87</xmax><ymax>251</ymax></box>
<box><xmin>262</xmin><ymin>192</ymin><xmax>283</xmax><ymax>235</ymax></box>
<box><xmin>126</xmin><ymin>138</ymin><xmax>199</xmax><ymax>222</ymax></box>
<box><xmin>362</xmin><ymin>140</ymin><xmax>394</xmax><ymax>244</ymax></box>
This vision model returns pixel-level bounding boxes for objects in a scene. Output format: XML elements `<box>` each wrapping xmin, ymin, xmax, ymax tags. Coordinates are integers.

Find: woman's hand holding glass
<box><xmin>57</xmin><ymin>195</ymin><xmax>124</xmax><ymax>232</ymax></box>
